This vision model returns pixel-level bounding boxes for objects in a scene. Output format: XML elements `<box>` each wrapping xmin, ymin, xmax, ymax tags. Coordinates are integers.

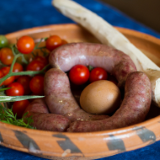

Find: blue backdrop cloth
<box><xmin>0</xmin><ymin>0</ymin><xmax>160</xmax><ymax>160</ymax></box>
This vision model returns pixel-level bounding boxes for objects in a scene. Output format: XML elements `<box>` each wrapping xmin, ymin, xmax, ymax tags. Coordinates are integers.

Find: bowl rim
<box><xmin>1</xmin><ymin>114</ymin><xmax>160</xmax><ymax>138</ymax></box>
<box><xmin>2</xmin><ymin>23</ymin><xmax>160</xmax><ymax>138</ymax></box>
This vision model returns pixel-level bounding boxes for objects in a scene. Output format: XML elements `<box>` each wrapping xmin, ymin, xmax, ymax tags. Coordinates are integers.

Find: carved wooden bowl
<box><xmin>1</xmin><ymin>24</ymin><xmax>160</xmax><ymax>160</ymax></box>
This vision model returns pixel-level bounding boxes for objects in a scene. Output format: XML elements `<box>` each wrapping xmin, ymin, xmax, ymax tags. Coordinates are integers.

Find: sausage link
<box><xmin>23</xmin><ymin>99</ymin><xmax>70</xmax><ymax>132</ymax></box>
<box><xmin>47</xmin><ymin>42</ymin><xmax>151</xmax><ymax>132</ymax></box>
<box><xmin>49</xmin><ymin>42</ymin><xmax>136</xmax><ymax>87</ymax></box>
<box><xmin>67</xmin><ymin>72</ymin><xmax>152</xmax><ymax>132</ymax></box>
<box><xmin>44</xmin><ymin>68</ymin><xmax>109</xmax><ymax>122</ymax></box>
<box><xmin>24</xmin><ymin>98</ymin><xmax>49</xmax><ymax>114</ymax></box>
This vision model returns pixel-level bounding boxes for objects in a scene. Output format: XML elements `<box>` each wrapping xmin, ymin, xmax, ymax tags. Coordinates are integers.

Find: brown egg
<box><xmin>80</xmin><ymin>80</ymin><xmax>121</xmax><ymax>114</ymax></box>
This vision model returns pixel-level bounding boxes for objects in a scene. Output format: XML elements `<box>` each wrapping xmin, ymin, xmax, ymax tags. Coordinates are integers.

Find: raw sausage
<box><xmin>67</xmin><ymin>72</ymin><xmax>152</xmax><ymax>132</ymax></box>
<box><xmin>23</xmin><ymin>99</ymin><xmax>70</xmax><ymax>132</ymax></box>
<box><xmin>45</xmin><ymin>42</ymin><xmax>136</xmax><ymax>121</ymax></box>
<box><xmin>47</xmin><ymin>42</ymin><xmax>151</xmax><ymax>132</ymax></box>
<box><xmin>44</xmin><ymin>68</ymin><xmax>109</xmax><ymax>121</ymax></box>
<box><xmin>49</xmin><ymin>42</ymin><xmax>137</xmax><ymax>87</ymax></box>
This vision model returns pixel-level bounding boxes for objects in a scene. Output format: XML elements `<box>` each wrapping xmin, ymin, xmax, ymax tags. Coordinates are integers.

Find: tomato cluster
<box><xmin>0</xmin><ymin>35</ymin><xmax>68</xmax><ymax>118</ymax></box>
<box><xmin>69</xmin><ymin>64</ymin><xmax>108</xmax><ymax>85</ymax></box>
<box><xmin>69</xmin><ymin>64</ymin><xmax>118</xmax><ymax>87</ymax></box>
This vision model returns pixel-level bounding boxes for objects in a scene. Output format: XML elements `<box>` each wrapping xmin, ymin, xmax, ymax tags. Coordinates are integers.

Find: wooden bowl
<box><xmin>1</xmin><ymin>24</ymin><xmax>160</xmax><ymax>160</ymax></box>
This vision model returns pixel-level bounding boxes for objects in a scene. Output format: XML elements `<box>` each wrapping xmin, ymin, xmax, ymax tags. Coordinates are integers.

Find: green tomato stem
<box><xmin>34</xmin><ymin>38</ymin><xmax>44</xmax><ymax>50</ymax></box>
<box><xmin>11</xmin><ymin>45</ymin><xmax>28</xmax><ymax>64</ymax></box>
<box><xmin>9</xmin><ymin>54</ymin><xmax>20</xmax><ymax>73</ymax></box>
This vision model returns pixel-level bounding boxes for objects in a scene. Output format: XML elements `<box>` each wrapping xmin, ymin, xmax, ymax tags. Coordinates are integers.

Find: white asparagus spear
<box><xmin>52</xmin><ymin>0</ymin><xmax>160</xmax><ymax>107</ymax></box>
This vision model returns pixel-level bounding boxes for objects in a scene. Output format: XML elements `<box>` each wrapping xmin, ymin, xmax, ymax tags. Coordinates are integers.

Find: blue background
<box><xmin>1</xmin><ymin>0</ymin><xmax>160</xmax><ymax>160</ymax></box>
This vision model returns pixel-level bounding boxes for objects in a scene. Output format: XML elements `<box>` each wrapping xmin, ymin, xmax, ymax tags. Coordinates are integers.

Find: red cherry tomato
<box><xmin>13</xmin><ymin>63</ymin><xmax>23</xmax><ymax>79</ymax></box>
<box><xmin>34</xmin><ymin>56</ymin><xmax>48</xmax><ymax>65</ymax></box>
<box><xmin>0</xmin><ymin>70</ymin><xmax>3</xmax><ymax>78</ymax></box>
<box><xmin>13</xmin><ymin>63</ymin><xmax>23</xmax><ymax>73</ymax></box>
<box><xmin>26</xmin><ymin>60</ymin><xmax>46</xmax><ymax>71</ymax></box>
<box><xmin>29</xmin><ymin>75</ymin><xmax>44</xmax><ymax>95</ymax></box>
<box><xmin>12</xmin><ymin>100</ymin><xmax>30</xmax><ymax>118</ymax></box>
<box><xmin>17</xmin><ymin>36</ymin><xmax>35</xmax><ymax>54</ymax></box>
<box><xmin>6</xmin><ymin>82</ymin><xmax>24</xmax><ymax>96</ymax></box>
<box><xmin>69</xmin><ymin>64</ymin><xmax>90</xmax><ymax>85</ymax></box>
<box><xmin>46</xmin><ymin>35</ymin><xmax>62</xmax><ymax>51</ymax></box>
<box><xmin>0</xmin><ymin>48</ymin><xmax>14</xmax><ymax>65</ymax></box>
<box><xmin>0</xmin><ymin>67</ymin><xmax>15</xmax><ymax>86</ymax></box>
<box><xmin>89</xmin><ymin>67</ymin><xmax>108</xmax><ymax>83</ymax></box>
<box><xmin>61</xmin><ymin>39</ymin><xmax>68</xmax><ymax>45</ymax></box>
<box><xmin>17</xmin><ymin>76</ymin><xmax>31</xmax><ymax>95</ymax></box>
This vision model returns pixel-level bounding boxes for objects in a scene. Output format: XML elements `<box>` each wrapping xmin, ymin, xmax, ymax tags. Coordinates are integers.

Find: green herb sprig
<box><xmin>0</xmin><ymin>104</ymin><xmax>35</xmax><ymax>129</ymax></box>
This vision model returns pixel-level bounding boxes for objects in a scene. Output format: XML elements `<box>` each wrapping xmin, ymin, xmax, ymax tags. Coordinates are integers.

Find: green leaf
<box><xmin>0</xmin><ymin>95</ymin><xmax>44</xmax><ymax>102</ymax></box>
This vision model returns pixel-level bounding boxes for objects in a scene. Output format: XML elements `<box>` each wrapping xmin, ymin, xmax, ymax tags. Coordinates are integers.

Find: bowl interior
<box><xmin>2</xmin><ymin>23</ymin><xmax>160</xmax><ymax>159</ymax></box>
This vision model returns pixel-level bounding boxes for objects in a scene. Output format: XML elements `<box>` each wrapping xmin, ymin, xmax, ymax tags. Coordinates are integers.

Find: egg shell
<box><xmin>80</xmin><ymin>80</ymin><xmax>121</xmax><ymax>114</ymax></box>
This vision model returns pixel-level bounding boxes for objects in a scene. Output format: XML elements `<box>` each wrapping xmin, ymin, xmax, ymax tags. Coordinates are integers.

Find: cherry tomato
<box><xmin>12</xmin><ymin>100</ymin><xmax>30</xmax><ymax>118</ymax></box>
<box><xmin>89</xmin><ymin>67</ymin><xmax>108</xmax><ymax>83</ymax></box>
<box><xmin>13</xmin><ymin>63</ymin><xmax>23</xmax><ymax>73</ymax></box>
<box><xmin>17</xmin><ymin>76</ymin><xmax>31</xmax><ymax>95</ymax></box>
<box><xmin>26</xmin><ymin>60</ymin><xmax>46</xmax><ymax>71</ymax></box>
<box><xmin>0</xmin><ymin>70</ymin><xmax>3</xmax><ymax>78</ymax></box>
<box><xmin>46</xmin><ymin>35</ymin><xmax>62</xmax><ymax>51</ymax></box>
<box><xmin>0</xmin><ymin>48</ymin><xmax>14</xmax><ymax>65</ymax></box>
<box><xmin>61</xmin><ymin>39</ymin><xmax>68</xmax><ymax>45</ymax></box>
<box><xmin>69</xmin><ymin>64</ymin><xmax>90</xmax><ymax>85</ymax></box>
<box><xmin>32</xmin><ymin>48</ymin><xmax>50</xmax><ymax>60</ymax></box>
<box><xmin>6</xmin><ymin>82</ymin><xmax>24</xmax><ymax>96</ymax></box>
<box><xmin>0</xmin><ymin>35</ymin><xmax>8</xmax><ymax>48</ymax></box>
<box><xmin>29</xmin><ymin>75</ymin><xmax>44</xmax><ymax>95</ymax></box>
<box><xmin>0</xmin><ymin>67</ymin><xmax>15</xmax><ymax>86</ymax></box>
<box><xmin>17</xmin><ymin>36</ymin><xmax>35</xmax><ymax>54</ymax></box>
<box><xmin>13</xmin><ymin>63</ymin><xmax>23</xmax><ymax>79</ymax></box>
<box><xmin>34</xmin><ymin>56</ymin><xmax>48</xmax><ymax>65</ymax></box>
